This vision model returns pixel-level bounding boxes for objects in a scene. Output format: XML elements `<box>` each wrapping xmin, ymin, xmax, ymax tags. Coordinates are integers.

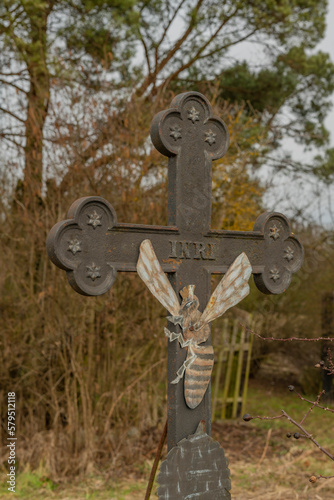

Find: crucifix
<box><xmin>47</xmin><ymin>92</ymin><xmax>304</xmax><ymax>455</ymax></box>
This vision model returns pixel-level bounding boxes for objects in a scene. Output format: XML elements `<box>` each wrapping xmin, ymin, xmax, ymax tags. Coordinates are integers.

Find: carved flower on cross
<box><xmin>270</xmin><ymin>266</ymin><xmax>280</xmax><ymax>282</ymax></box>
<box><xmin>169</xmin><ymin>125</ymin><xmax>182</xmax><ymax>141</ymax></box>
<box><xmin>86</xmin><ymin>263</ymin><xmax>101</xmax><ymax>281</ymax></box>
<box><xmin>284</xmin><ymin>246</ymin><xmax>294</xmax><ymax>262</ymax></box>
<box><xmin>68</xmin><ymin>238</ymin><xmax>82</xmax><ymax>255</ymax></box>
<box><xmin>87</xmin><ymin>210</ymin><xmax>102</xmax><ymax>229</ymax></box>
<box><xmin>204</xmin><ymin>129</ymin><xmax>216</xmax><ymax>146</ymax></box>
<box><xmin>187</xmin><ymin>106</ymin><xmax>200</xmax><ymax>123</ymax></box>
<box><xmin>269</xmin><ymin>224</ymin><xmax>280</xmax><ymax>240</ymax></box>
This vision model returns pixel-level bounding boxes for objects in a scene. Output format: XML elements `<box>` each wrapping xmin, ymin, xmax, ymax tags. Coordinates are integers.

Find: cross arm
<box><xmin>46</xmin><ymin>196</ymin><xmax>303</xmax><ymax>297</ymax></box>
<box><xmin>207</xmin><ymin>211</ymin><xmax>304</xmax><ymax>294</ymax></box>
<box><xmin>46</xmin><ymin>196</ymin><xmax>180</xmax><ymax>296</ymax></box>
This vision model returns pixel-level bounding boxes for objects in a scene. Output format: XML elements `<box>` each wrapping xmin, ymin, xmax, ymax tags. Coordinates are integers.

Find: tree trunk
<box><xmin>22</xmin><ymin>9</ymin><xmax>50</xmax><ymax>212</ymax></box>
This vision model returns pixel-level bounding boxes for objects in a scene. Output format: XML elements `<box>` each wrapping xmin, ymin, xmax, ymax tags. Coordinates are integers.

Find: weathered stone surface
<box><xmin>157</xmin><ymin>422</ymin><xmax>231</xmax><ymax>499</ymax></box>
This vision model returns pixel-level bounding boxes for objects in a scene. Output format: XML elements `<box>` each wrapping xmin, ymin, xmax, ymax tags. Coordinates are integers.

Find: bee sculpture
<box><xmin>137</xmin><ymin>239</ymin><xmax>252</xmax><ymax>409</ymax></box>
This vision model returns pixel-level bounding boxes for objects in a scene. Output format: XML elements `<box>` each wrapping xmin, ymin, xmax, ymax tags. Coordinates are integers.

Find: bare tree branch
<box><xmin>0</xmin><ymin>78</ymin><xmax>27</xmax><ymax>94</ymax></box>
<box><xmin>137</xmin><ymin>27</ymin><xmax>152</xmax><ymax>76</ymax></box>
<box><xmin>155</xmin><ymin>0</ymin><xmax>186</xmax><ymax>62</ymax></box>
<box><xmin>137</xmin><ymin>0</ymin><xmax>204</xmax><ymax>96</ymax></box>
<box><xmin>242</xmin><ymin>323</ymin><xmax>334</xmax><ymax>342</ymax></box>
<box><xmin>0</xmin><ymin>106</ymin><xmax>25</xmax><ymax>123</ymax></box>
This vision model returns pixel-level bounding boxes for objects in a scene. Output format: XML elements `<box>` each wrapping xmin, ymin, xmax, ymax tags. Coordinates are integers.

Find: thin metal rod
<box><xmin>145</xmin><ymin>419</ymin><xmax>168</xmax><ymax>500</ymax></box>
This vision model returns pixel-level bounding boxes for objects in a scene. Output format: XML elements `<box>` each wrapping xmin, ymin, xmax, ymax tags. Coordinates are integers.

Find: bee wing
<box><xmin>137</xmin><ymin>239</ymin><xmax>180</xmax><ymax>317</ymax></box>
<box><xmin>198</xmin><ymin>252</ymin><xmax>252</xmax><ymax>326</ymax></box>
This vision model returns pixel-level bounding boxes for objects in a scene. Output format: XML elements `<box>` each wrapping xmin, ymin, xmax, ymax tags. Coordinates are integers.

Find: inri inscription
<box><xmin>169</xmin><ymin>241</ymin><xmax>216</xmax><ymax>260</ymax></box>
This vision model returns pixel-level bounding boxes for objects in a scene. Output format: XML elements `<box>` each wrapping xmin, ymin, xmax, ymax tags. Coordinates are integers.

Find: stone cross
<box><xmin>46</xmin><ymin>91</ymin><xmax>304</xmax><ymax>451</ymax></box>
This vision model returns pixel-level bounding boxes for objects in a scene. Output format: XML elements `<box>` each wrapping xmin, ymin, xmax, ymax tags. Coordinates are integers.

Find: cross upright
<box><xmin>47</xmin><ymin>91</ymin><xmax>303</xmax><ymax>451</ymax></box>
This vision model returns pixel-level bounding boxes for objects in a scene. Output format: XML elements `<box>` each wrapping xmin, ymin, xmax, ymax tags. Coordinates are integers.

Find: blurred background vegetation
<box><xmin>1</xmin><ymin>0</ymin><xmax>334</xmax><ymax>483</ymax></box>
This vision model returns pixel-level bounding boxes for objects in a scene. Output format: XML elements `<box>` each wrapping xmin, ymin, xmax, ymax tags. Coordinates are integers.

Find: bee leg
<box><xmin>170</xmin><ymin>352</ymin><xmax>197</xmax><ymax>384</ymax></box>
<box><xmin>170</xmin><ymin>364</ymin><xmax>185</xmax><ymax>384</ymax></box>
<box><xmin>167</xmin><ymin>315</ymin><xmax>185</xmax><ymax>329</ymax></box>
<box><xmin>164</xmin><ymin>328</ymin><xmax>191</xmax><ymax>348</ymax></box>
<box><xmin>164</xmin><ymin>327</ymin><xmax>181</xmax><ymax>343</ymax></box>
<box><xmin>179</xmin><ymin>337</ymin><xmax>192</xmax><ymax>348</ymax></box>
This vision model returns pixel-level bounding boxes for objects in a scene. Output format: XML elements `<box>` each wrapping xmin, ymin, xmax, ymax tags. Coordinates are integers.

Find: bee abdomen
<box><xmin>184</xmin><ymin>346</ymin><xmax>214</xmax><ymax>409</ymax></box>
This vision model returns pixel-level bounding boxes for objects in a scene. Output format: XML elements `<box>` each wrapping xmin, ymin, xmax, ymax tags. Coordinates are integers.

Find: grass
<box><xmin>0</xmin><ymin>382</ymin><xmax>333</xmax><ymax>499</ymax></box>
<box><xmin>244</xmin><ymin>383</ymin><xmax>334</xmax><ymax>448</ymax></box>
<box><xmin>229</xmin><ymin>383</ymin><xmax>334</xmax><ymax>499</ymax></box>
<box><xmin>0</xmin><ymin>470</ymin><xmax>148</xmax><ymax>499</ymax></box>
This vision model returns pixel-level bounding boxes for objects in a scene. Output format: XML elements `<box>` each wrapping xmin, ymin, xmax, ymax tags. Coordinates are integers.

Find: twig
<box><xmin>244</xmin><ymin>413</ymin><xmax>285</xmax><ymax>421</ymax></box>
<box><xmin>282</xmin><ymin>410</ymin><xmax>334</xmax><ymax>461</ymax></box>
<box><xmin>325</xmin><ymin>348</ymin><xmax>334</xmax><ymax>375</ymax></box>
<box><xmin>300</xmin><ymin>391</ymin><xmax>324</xmax><ymax>425</ymax></box>
<box><xmin>145</xmin><ymin>419</ymin><xmax>167</xmax><ymax>500</ymax></box>
<box><xmin>258</xmin><ymin>428</ymin><xmax>272</xmax><ymax>465</ymax></box>
<box><xmin>241</xmin><ymin>323</ymin><xmax>334</xmax><ymax>342</ymax></box>
<box><xmin>245</xmin><ymin>411</ymin><xmax>334</xmax><ymax>462</ymax></box>
<box><xmin>291</xmin><ymin>389</ymin><xmax>334</xmax><ymax>415</ymax></box>
<box><xmin>315</xmin><ymin>474</ymin><xmax>334</xmax><ymax>480</ymax></box>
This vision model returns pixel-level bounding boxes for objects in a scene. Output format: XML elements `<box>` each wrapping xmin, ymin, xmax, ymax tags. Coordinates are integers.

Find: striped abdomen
<box><xmin>184</xmin><ymin>345</ymin><xmax>214</xmax><ymax>409</ymax></box>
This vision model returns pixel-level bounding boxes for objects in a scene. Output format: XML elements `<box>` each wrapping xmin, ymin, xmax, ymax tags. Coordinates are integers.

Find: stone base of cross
<box><xmin>47</xmin><ymin>91</ymin><xmax>303</xmax><ymax>494</ymax></box>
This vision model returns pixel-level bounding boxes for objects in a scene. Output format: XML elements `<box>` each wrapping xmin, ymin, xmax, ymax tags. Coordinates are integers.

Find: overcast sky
<box><xmin>260</xmin><ymin>2</ymin><xmax>334</xmax><ymax>228</ymax></box>
<box><xmin>320</xmin><ymin>0</ymin><xmax>334</xmax><ymax>144</ymax></box>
